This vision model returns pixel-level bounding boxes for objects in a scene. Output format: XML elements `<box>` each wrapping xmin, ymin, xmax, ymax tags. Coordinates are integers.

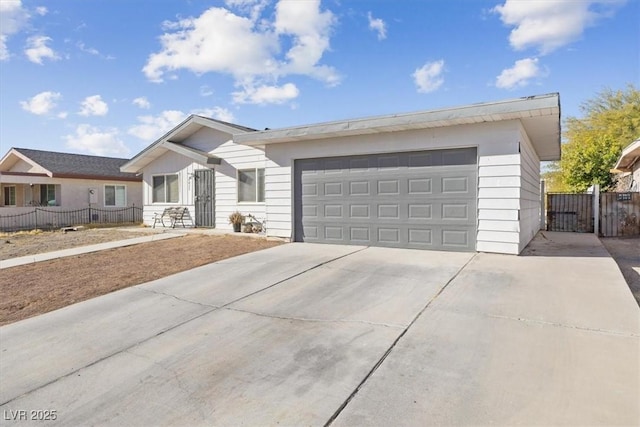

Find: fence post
<box><xmin>540</xmin><ymin>180</ymin><xmax>546</xmax><ymax>231</ymax></box>
<box><xmin>593</xmin><ymin>184</ymin><xmax>600</xmax><ymax>236</ymax></box>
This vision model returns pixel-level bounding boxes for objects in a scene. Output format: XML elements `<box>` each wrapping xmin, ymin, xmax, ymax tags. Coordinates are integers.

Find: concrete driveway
<box><xmin>1</xmin><ymin>233</ymin><xmax>638</xmax><ymax>426</ymax></box>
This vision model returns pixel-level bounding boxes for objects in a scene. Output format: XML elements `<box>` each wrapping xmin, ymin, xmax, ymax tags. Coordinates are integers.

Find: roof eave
<box><xmin>0</xmin><ymin>148</ymin><xmax>53</xmax><ymax>175</ymax></box>
<box><xmin>162</xmin><ymin>141</ymin><xmax>221</xmax><ymax>166</ymax></box>
<box><xmin>614</xmin><ymin>139</ymin><xmax>640</xmax><ymax>171</ymax></box>
<box><xmin>234</xmin><ymin>93</ymin><xmax>561</xmax><ymax>161</ymax></box>
<box><xmin>121</xmin><ymin>115</ymin><xmax>247</xmax><ymax>173</ymax></box>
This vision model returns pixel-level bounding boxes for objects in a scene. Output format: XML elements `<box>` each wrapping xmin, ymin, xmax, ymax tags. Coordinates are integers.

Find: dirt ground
<box><xmin>0</xmin><ymin>227</ymin><xmax>159</xmax><ymax>260</ymax></box>
<box><xmin>0</xmin><ymin>228</ymin><xmax>282</xmax><ymax>326</ymax></box>
<box><xmin>600</xmin><ymin>237</ymin><xmax>640</xmax><ymax>307</ymax></box>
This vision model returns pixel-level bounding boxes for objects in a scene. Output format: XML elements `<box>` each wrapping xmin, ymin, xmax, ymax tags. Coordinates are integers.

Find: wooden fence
<box><xmin>547</xmin><ymin>193</ymin><xmax>593</xmax><ymax>233</ymax></box>
<box><xmin>599</xmin><ymin>192</ymin><xmax>640</xmax><ymax>237</ymax></box>
<box><xmin>546</xmin><ymin>192</ymin><xmax>640</xmax><ymax>237</ymax></box>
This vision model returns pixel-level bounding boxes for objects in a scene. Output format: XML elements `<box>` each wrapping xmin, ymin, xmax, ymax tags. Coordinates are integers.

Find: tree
<box><xmin>544</xmin><ymin>85</ymin><xmax>640</xmax><ymax>192</ymax></box>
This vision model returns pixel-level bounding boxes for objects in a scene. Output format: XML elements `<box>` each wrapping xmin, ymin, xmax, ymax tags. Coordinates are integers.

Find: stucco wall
<box><xmin>263</xmin><ymin>120</ymin><xmax>530</xmax><ymax>254</ymax></box>
<box><xmin>140</xmin><ymin>127</ymin><xmax>266</xmax><ymax>229</ymax></box>
<box><xmin>0</xmin><ymin>176</ymin><xmax>141</xmax><ymax>209</ymax></box>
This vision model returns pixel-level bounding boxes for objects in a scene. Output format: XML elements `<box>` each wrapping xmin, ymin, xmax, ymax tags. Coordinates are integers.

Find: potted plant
<box><xmin>228</xmin><ymin>211</ymin><xmax>245</xmax><ymax>232</ymax></box>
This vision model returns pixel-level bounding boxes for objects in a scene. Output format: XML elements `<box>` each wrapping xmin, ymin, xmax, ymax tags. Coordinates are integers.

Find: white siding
<box><xmin>263</xmin><ymin>120</ymin><xmax>524</xmax><ymax>253</ymax></box>
<box><xmin>140</xmin><ymin>127</ymin><xmax>266</xmax><ymax>229</ymax></box>
<box><xmin>476</xmin><ymin>152</ymin><xmax>522</xmax><ymax>254</ymax></box>
<box><xmin>517</xmin><ymin>123</ymin><xmax>542</xmax><ymax>252</ymax></box>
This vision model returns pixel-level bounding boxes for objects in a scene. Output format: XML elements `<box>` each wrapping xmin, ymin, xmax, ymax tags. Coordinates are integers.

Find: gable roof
<box><xmin>613</xmin><ymin>139</ymin><xmax>640</xmax><ymax>172</ymax></box>
<box><xmin>0</xmin><ymin>148</ymin><xmax>141</xmax><ymax>181</ymax></box>
<box><xmin>235</xmin><ymin>93</ymin><xmax>562</xmax><ymax>161</ymax></box>
<box><xmin>121</xmin><ymin>115</ymin><xmax>256</xmax><ymax>173</ymax></box>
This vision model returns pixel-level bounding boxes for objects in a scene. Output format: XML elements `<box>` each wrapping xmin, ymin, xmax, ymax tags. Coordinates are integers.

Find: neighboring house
<box><xmin>613</xmin><ymin>138</ymin><xmax>640</xmax><ymax>192</ymax></box>
<box><xmin>122</xmin><ymin>93</ymin><xmax>561</xmax><ymax>255</ymax></box>
<box><xmin>0</xmin><ymin>148</ymin><xmax>142</xmax><ymax>209</ymax></box>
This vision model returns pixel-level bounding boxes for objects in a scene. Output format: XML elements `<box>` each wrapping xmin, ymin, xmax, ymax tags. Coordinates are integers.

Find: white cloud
<box><xmin>77</xmin><ymin>41</ymin><xmax>115</xmax><ymax>59</ymax></box>
<box><xmin>128</xmin><ymin>110</ymin><xmax>188</xmax><ymax>141</ymax></box>
<box><xmin>143</xmin><ymin>7</ymin><xmax>278</xmax><ymax>83</ymax></box>
<box><xmin>200</xmin><ymin>85</ymin><xmax>214</xmax><ymax>97</ymax></box>
<box><xmin>35</xmin><ymin>6</ymin><xmax>47</xmax><ymax>16</ymax></box>
<box><xmin>412</xmin><ymin>60</ymin><xmax>445</xmax><ymax>93</ymax></box>
<box><xmin>128</xmin><ymin>107</ymin><xmax>237</xmax><ymax>141</ymax></box>
<box><xmin>0</xmin><ymin>0</ymin><xmax>29</xmax><ymax>60</ymax></box>
<box><xmin>198</xmin><ymin>106</ymin><xmax>236</xmax><ymax>123</ymax></box>
<box><xmin>143</xmin><ymin>0</ymin><xmax>339</xmax><ymax>104</ymax></box>
<box><xmin>20</xmin><ymin>91</ymin><xmax>61</xmax><ymax>115</ymax></box>
<box><xmin>24</xmin><ymin>35</ymin><xmax>59</xmax><ymax>64</ymax></box>
<box><xmin>63</xmin><ymin>124</ymin><xmax>129</xmax><ymax>156</ymax></box>
<box><xmin>492</xmin><ymin>0</ymin><xmax>625</xmax><ymax>54</ymax></box>
<box><xmin>273</xmin><ymin>0</ymin><xmax>339</xmax><ymax>85</ymax></box>
<box><xmin>132</xmin><ymin>97</ymin><xmax>151</xmax><ymax>109</ymax></box>
<box><xmin>78</xmin><ymin>95</ymin><xmax>108</xmax><ymax>116</ymax></box>
<box><xmin>495</xmin><ymin>57</ymin><xmax>542</xmax><ymax>89</ymax></box>
<box><xmin>233</xmin><ymin>82</ymin><xmax>299</xmax><ymax>105</ymax></box>
<box><xmin>225</xmin><ymin>0</ymin><xmax>268</xmax><ymax>21</ymax></box>
<box><xmin>367</xmin><ymin>12</ymin><xmax>387</xmax><ymax>40</ymax></box>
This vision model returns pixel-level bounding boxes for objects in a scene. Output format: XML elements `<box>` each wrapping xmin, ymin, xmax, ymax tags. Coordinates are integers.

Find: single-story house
<box><xmin>613</xmin><ymin>138</ymin><xmax>640</xmax><ymax>192</ymax></box>
<box><xmin>0</xmin><ymin>148</ymin><xmax>142</xmax><ymax>209</ymax></box>
<box><xmin>121</xmin><ymin>93</ymin><xmax>561</xmax><ymax>254</ymax></box>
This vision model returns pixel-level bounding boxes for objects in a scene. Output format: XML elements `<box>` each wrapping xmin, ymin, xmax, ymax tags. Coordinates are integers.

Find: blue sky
<box><xmin>0</xmin><ymin>0</ymin><xmax>637</xmax><ymax>158</ymax></box>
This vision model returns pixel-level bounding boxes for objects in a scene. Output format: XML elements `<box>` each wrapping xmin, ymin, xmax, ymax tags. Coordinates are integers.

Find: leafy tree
<box><xmin>544</xmin><ymin>85</ymin><xmax>640</xmax><ymax>192</ymax></box>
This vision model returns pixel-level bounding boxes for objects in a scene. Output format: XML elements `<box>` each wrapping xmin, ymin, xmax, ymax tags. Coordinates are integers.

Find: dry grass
<box><xmin>0</xmin><ymin>233</ymin><xmax>282</xmax><ymax>326</ymax></box>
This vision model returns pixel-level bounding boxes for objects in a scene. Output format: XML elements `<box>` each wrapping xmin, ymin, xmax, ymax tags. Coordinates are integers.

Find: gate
<box><xmin>546</xmin><ymin>193</ymin><xmax>593</xmax><ymax>232</ymax></box>
<box><xmin>600</xmin><ymin>192</ymin><xmax>640</xmax><ymax>237</ymax></box>
<box><xmin>194</xmin><ymin>169</ymin><xmax>215</xmax><ymax>228</ymax></box>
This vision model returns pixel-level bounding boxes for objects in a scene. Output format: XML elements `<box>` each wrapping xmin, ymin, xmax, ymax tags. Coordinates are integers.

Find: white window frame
<box><xmin>104</xmin><ymin>184</ymin><xmax>127</xmax><ymax>207</ymax></box>
<box><xmin>3</xmin><ymin>186</ymin><xmax>16</xmax><ymax>206</ymax></box>
<box><xmin>151</xmin><ymin>174</ymin><xmax>180</xmax><ymax>204</ymax></box>
<box><xmin>237</xmin><ymin>168</ymin><xmax>265</xmax><ymax>204</ymax></box>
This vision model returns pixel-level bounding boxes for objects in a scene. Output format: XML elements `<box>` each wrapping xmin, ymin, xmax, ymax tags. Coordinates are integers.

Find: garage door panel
<box><xmin>295</xmin><ymin>148</ymin><xmax>477</xmax><ymax>251</ymax></box>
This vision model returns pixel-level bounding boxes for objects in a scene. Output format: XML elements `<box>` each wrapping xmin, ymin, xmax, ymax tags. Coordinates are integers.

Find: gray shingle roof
<box><xmin>14</xmin><ymin>148</ymin><xmax>140</xmax><ymax>180</ymax></box>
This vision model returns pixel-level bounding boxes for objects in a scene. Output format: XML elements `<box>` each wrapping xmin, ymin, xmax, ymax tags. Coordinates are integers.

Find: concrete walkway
<box><xmin>0</xmin><ymin>232</ymin><xmax>185</xmax><ymax>269</ymax></box>
<box><xmin>0</xmin><ymin>232</ymin><xmax>638</xmax><ymax>426</ymax></box>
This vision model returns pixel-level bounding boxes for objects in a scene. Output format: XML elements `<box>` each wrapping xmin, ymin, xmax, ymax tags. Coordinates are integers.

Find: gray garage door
<box><xmin>294</xmin><ymin>147</ymin><xmax>477</xmax><ymax>251</ymax></box>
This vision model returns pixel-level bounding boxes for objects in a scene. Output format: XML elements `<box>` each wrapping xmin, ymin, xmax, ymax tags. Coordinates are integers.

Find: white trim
<box><xmin>151</xmin><ymin>173</ymin><xmax>180</xmax><ymax>204</ymax></box>
<box><xmin>104</xmin><ymin>184</ymin><xmax>127</xmax><ymax>207</ymax></box>
<box><xmin>237</xmin><ymin>168</ymin><xmax>265</xmax><ymax>203</ymax></box>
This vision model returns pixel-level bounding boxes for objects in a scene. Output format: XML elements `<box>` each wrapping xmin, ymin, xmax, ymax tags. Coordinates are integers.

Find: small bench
<box><xmin>152</xmin><ymin>207</ymin><xmax>188</xmax><ymax>229</ymax></box>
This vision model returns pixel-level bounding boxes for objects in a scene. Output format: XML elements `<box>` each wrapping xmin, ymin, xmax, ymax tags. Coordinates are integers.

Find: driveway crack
<box><xmin>484</xmin><ymin>313</ymin><xmax>640</xmax><ymax>338</ymax></box>
<box><xmin>224</xmin><ymin>307</ymin><xmax>406</xmax><ymax>329</ymax></box>
<box><xmin>324</xmin><ymin>252</ymin><xmax>477</xmax><ymax>427</ymax></box>
<box><xmin>136</xmin><ymin>287</ymin><xmax>218</xmax><ymax>309</ymax></box>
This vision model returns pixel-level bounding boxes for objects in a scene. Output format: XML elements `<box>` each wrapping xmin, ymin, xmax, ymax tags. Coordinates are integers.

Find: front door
<box><xmin>194</xmin><ymin>169</ymin><xmax>215</xmax><ymax>227</ymax></box>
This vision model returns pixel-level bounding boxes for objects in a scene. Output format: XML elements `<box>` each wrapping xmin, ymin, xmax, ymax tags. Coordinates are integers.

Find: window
<box><xmin>238</xmin><ymin>168</ymin><xmax>265</xmax><ymax>203</ymax></box>
<box><xmin>105</xmin><ymin>185</ymin><xmax>126</xmax><ymax>207</ymax></box>
<box><xmin>39</xmin><ymin>184</ymin><xmax>56</xmax><ymax>206</ymax></box>
<box><xmin>3</xmin><ymin>186</ymin><xmax>16</xmax><ymax>206</ymax></box>
<box><xmin>152</xmin><ymin>174</ymin><xmax>179</xmax><ymax>203</ymax></box>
